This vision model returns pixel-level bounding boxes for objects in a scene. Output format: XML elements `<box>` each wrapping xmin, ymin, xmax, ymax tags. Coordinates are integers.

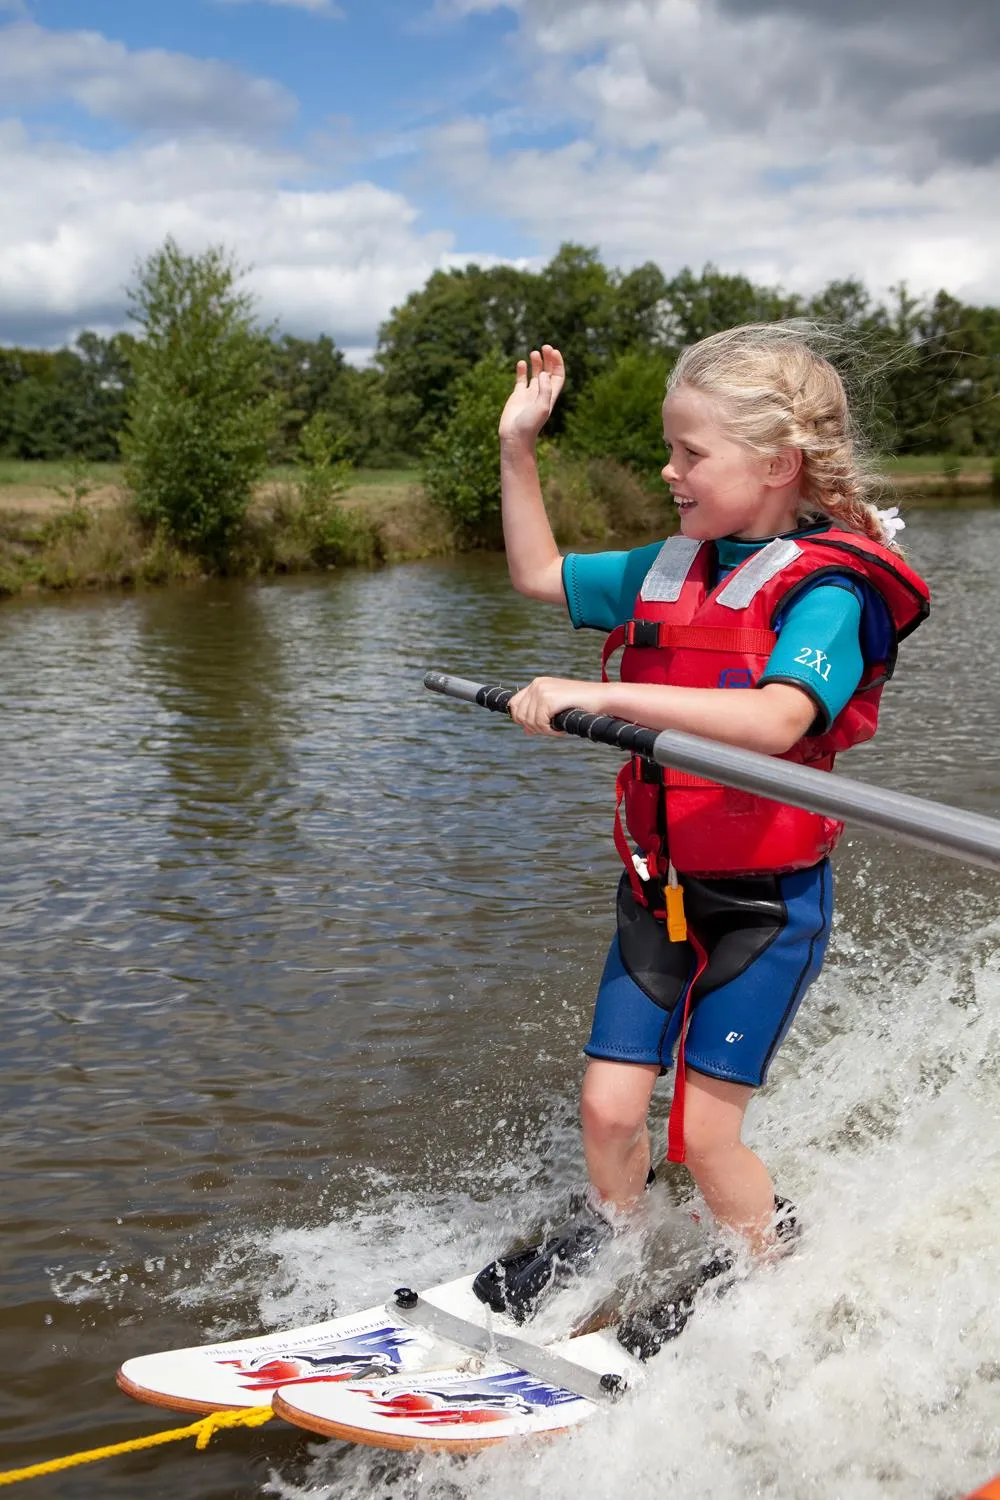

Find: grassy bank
<box><xmin>0</xmin><ymin>457</ymin><xmax>671</xmax><ymax>599</ymax></box>
<box><xmin>0</xmin><ymin>470</ymin><xmax>441</xmax><ymax>597</ymax></box>
<box><xmin>0</xmin><ymin>455</ymin><xmax>996</xmax><ymax>601</ymax></box>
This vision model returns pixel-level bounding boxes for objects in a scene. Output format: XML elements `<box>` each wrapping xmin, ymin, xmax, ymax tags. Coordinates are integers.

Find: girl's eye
<box><xmin>684</xmin><ymin>446</ymin><xmax>699</xmax><ymax>459</ymax></box>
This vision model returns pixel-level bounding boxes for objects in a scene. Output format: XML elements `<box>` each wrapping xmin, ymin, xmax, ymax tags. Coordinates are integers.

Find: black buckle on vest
<box><xmin>632</xmin><ymin>755</ymin><xmax>664</xmax><ymax>785</ymax></box>
<box><xmin>624</xmin><ymin>619</ymin><xmax>661</xmax><ymax>648</ymax></box>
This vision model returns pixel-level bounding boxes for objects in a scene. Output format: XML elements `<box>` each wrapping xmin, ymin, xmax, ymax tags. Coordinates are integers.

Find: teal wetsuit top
<box><xmin>563</xmin><ymin>522</ymin><xmax>885</xmax><ymax>731</ymax></box>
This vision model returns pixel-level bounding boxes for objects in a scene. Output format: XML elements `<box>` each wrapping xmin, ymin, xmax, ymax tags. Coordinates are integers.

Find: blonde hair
<box><xmin>668</xmin><ymin>321</ymin><xmax>893</xmax><ymax>546</ymax></box>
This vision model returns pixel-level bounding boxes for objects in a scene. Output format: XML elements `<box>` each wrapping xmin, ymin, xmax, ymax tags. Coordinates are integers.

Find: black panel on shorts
<box><xmin>615</xmin><ymin>871</ymin><xmax>787</xmax><ymax>1013</ymax></box>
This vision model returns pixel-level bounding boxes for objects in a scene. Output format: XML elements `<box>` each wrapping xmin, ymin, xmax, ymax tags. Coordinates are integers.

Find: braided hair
<box><xmin>668</xmin><ymin>322</ymin><xmax>894</xmax><ymax>546</ymax></box>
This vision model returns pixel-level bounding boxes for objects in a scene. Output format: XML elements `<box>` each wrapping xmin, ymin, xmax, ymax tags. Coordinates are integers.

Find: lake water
<box><xmin>2</xmin><ymin>509</ymin><xmax>1000</xmax><ymax>1499</ymax></box>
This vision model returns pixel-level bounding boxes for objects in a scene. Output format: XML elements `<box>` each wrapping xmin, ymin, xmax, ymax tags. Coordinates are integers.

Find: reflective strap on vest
<box><xmin>639</xmin><ymin>536</ymin><xmax>703</xmax><ymax>602</ymax></box>
<box><xmin>715</xmin><ymin>537</ymin><xmax>803</xmax><ymax>609</ymax></box>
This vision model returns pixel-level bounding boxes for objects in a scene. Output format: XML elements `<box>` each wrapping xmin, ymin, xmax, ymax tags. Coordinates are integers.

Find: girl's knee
<box><xmin>683</xmin><ymin>1116</ymin><xmax>732</xmax><ymax>1169</ymax></box>
<box><xmin>682</xmin><ymin>1105</ymin><xmax>742</xmax><ymax>1167</ymax></box>
<box><xmin>682</xmin><ymin>1073</ymin><xmax>752</xmax><ymax>1165</ymax></box>
<box><xmin>580</xmin><ymin>1081</ymin><xmax>647</xmax><ymax>1146</ymax></box>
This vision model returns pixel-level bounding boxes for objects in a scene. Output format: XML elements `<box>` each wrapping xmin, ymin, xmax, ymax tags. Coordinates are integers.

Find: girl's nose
<box><xmin>662</xmin><ymin>461</ymin><xmax>677</xmax><ymax>484</ymax></box>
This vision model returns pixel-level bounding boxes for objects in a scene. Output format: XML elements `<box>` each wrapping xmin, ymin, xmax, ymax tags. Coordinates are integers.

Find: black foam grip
<box><xmin>477</xmin><ymin>685</ymin><xmax>518</xmax><ymax>714</ymax></box>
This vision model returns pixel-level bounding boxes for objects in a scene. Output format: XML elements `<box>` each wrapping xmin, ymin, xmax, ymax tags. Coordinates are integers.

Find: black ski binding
<box><xmin>472</xmin><ymin>1199</ymin><xmax>613</xmax><ymax>1324</ymax></box>
<box><xmin>616</xmin><ymin>1196</ymin><xmax>800</xmax><ymax>1361</ymax></box>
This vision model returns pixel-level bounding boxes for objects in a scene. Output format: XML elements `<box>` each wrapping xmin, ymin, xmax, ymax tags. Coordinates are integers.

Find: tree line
<box><xmin>2</xmin><ymin>243</ymin><xmax>998</xmax><ymax>470</ymax></box>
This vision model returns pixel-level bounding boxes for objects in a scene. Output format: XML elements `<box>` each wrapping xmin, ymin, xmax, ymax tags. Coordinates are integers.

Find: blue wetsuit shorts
<box><xmin>584</xmin><ymin>861</ymin><xmax>832</xmax><ymax>1087</ymax></box>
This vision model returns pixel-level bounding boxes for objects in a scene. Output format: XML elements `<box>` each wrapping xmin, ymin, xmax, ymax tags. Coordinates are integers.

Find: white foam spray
<box><xmin>254</xmin><ymin>901</ymin><xmax>1000</xmax><ymax>1500</ymax></box>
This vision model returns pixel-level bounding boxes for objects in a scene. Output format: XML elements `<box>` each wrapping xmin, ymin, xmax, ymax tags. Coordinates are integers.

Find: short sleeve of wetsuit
<box><xmin>562</xmin><ymin>543</ymin><xmax>664</xmax><ymax>632</ymax></box>
<box><xmin>759</xmin><ymin>581</ymin><xmax>866</xmax><ymax>733</ymax></box>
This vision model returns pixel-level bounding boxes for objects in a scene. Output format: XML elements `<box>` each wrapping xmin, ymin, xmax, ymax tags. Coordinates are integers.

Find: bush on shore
<box><xmin>543</xmin><ymin>453</ymin><xmax>673</xmax><ymax>546</ymax></box>
<box><xmin>421</xmin><ymin>356</ymin><xmax>512</xmax><ymax>543</ymax></box>
<box><xmin>121</xmin><ymin>240</ymin><xmax>280</xmax><ymax>561</ymax></box>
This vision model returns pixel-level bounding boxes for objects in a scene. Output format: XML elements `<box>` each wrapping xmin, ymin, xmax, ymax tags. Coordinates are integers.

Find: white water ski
<box><xmin>117</xmin><ymin>1273</ymin><xmax>642</xmax><ymax>1449</ymax></box>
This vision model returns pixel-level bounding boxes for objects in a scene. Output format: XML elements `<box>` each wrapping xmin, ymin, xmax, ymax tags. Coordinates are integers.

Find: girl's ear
<box><xmin>765</xmin><ymin>446</ymin><xmax>803</xmax><ymax>487</ymax></box>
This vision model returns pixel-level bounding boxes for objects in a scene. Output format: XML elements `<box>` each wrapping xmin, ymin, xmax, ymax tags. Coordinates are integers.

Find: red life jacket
<box><xmin>603</xmin><ymin>529</ymin><xmax>930</xmax><ymax>884</ymax></box>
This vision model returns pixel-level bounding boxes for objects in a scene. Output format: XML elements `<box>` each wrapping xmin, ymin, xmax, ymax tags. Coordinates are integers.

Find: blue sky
<box><xmin>1</xmin><ymin>0</ymin><xmax>997</xmax><ymax>355</ymax></box>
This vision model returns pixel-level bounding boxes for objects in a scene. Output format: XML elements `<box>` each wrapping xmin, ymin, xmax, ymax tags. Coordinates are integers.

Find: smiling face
<box><xmin>661</xmin><ymin>384</ymin><xmax>803</xmax><ymax>541</ymax></box>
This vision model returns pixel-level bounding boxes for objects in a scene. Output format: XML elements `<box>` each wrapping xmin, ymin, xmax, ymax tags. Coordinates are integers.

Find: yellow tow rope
<box><xmin>0</xmin><ymin>1407</ymin><xmax>273</xmax><ymax>1487</ymax></box>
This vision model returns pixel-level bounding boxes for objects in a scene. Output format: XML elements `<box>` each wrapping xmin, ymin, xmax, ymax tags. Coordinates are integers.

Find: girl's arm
<box><xmin>508</xmin><ymin>677</ymin><xmax>818</xmax><ymax>757</ymax></box>
<box><xmin>499</xmin><ymin>346</ymin><xmax>566</xmax><ymax>605</ymax></box>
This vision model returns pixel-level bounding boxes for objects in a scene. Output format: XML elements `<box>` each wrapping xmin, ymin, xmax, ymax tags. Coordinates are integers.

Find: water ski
<box><xmin>117</xmin><ymin>1273</ymin><xmax>641</xmax><ymax>1451</ymax></box>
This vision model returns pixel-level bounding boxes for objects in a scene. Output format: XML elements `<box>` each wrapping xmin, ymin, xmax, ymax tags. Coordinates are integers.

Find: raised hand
<box><xmin>498</xmin><ymin>346</ymin><xmax>566</xmax><ymax>444</ymax></box>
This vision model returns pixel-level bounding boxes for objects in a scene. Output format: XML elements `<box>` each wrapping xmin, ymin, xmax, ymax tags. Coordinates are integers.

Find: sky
<box><xmin>1</xmin><ymin>0</ymin><xmax>997</xmax><ymax>360</ymax></box>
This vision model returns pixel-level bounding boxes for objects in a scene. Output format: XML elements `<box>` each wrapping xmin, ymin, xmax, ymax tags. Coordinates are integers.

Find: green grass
<box><xmin>879</xmin><ymin>455</ymin><xmax>993</xmax><ymax>477</ymax></box>
<box><xmin>0</xmin><ymin>459</ymin><xmax>123</xmax><ymax>488</ymax></box>
<box><xmin>0</xmin><ymin>459</ymin><xmax>419</xmax><ymax>495</ymax></box>
<box><xmin>0</xmin><ymin>455</ymin><xmax>992</xmax><ymax>497</ymax></box>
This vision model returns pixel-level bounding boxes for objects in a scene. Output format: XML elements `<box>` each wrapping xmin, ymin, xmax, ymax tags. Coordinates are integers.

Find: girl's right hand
<box><xmin>498</xmin><ymin>345</ymin><xmax>565</xmax><ymax>444</ymax></box>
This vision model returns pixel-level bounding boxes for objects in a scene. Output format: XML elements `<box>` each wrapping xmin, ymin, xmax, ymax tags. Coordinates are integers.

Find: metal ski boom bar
<box><xmin>424</xmin><ymin>670</ymin><xmax>1000</xmax><ymax>874</ymax></box>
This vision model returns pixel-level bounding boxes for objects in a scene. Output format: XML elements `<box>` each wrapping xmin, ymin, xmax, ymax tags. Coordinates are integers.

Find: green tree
<box><xmin>121</xmin><ymin>239</ymin><xmax>279</xmax><ymax>558</ymax></box>
<box><xmin>0</xmin><ymin>334</ymin><xmax>131</xmax><ymax>460</ymax></box>
<box><xmin>564</xmin><ymin>350</ymin><xmax>672</xmax><ymax>478</ymax></box>
<box><xmin>610</xmin><ymin>262</ymin><xmax>670</xmax><ymax>355</ymax></box>
<box><xmin>269</xmin><ymin>333</ymin><xmax>346</xmax><ymax>459</ymax></box>
<box><xmin>907</xmin><ymin>294</ymin><xmax>1000</xmax><ymax>454</ymax></box>
<box><xmin>807</xmin><ymin>278</ymin><xmax>873</xmax><ymax>328</ymax></box>
<box><xmin>529</xmin><ymin>245</ymin><xmax>618</xmax><ymax>409</ymax></box>
<box><xmin>378</xmin><ymin>267</ymin><xmax>523</xmax><ymax>451</ymax></box>
<box><xmin>662</xmin><ymin>265</ymin><xmax>802</xmax><ymax>348</ymax></box>
<box><xmin>422</xmin><ymin>356</ymin><xmax>513</xmax><ymax>539</ymax></box>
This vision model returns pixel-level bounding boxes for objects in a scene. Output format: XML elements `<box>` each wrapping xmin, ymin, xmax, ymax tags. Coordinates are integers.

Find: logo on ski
<box><xmin>219</xmin><ymin>1326</ymin><xmax>417</xmax><ymax>1391</ymax></box>
<box><xmin>363</xmin><ymin>1370</ymin><xmax>580</xmax><ymax>1426</ymax></box>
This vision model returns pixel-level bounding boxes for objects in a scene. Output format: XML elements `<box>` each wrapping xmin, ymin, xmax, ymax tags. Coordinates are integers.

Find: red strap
<box><xmin>667</xmin><ymin>929</ymin><xmax>708</xmax><ymax>1165</ymax></box>
<box><xmin>603</xmin><ymin>622</ymin><xmax>776</xmax><ymax>680</ymax></box>
<box><xmin>657</xmin><ymin>625</ymin><xmax>777</xmax><ymax>655</ymax></box>
<box><xmin>613</xmin><ymin>762</ymin><xmax>645</xmax><ymax>901</ymax></box>
<box><xmin>662</xmin><ymin>768</ymin><xmax>722</xmax><ymax>790</ymax></box>
<box><xmin>601</xmin><ymin>626</ymin><xmax>625</xmax><ymax>683</ymax></box>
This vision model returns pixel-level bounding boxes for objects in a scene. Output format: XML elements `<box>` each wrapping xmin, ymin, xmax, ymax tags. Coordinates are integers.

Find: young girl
<box><xmin>474</xmin><ymin>323</ymin><xmax>929</xmax><ymax>1350</ymax></box>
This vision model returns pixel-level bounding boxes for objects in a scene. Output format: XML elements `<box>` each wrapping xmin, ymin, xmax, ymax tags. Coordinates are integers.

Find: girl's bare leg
<box><xmin>580</xmin><ymin>1059</ymin><xmax>661</xmax><ymax>1213</ymax></box>
<box><xmin>682</xmin><ymin>1070</ymin><xmax>776</xmax><ymax>1253</ymax></box>
<box><xmin>580</xmin><ymin>1061</ymin><xmax>780</xmax><ymax>1253</ymax></box>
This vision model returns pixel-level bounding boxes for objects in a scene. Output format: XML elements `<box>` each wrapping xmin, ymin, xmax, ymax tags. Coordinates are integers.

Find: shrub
<box><xmin>543</xmin><ymin>453</ymin><xmax>673</xmax><ymax>547</ymax></box>
<box><xmin>287</xmin><ymin>413</ymin><xmax>378</xmax><ymax>566</ymax></box>
<box><xmin>121</xmin><ymin>238</ymin><xmax>280</xmax><ymax>562</ymax></box>
<box><xmin>563</xmin><ymin>351</ymin><xmax>672</xmax><ymax>479</ymax></box>
<box><xmin>422</xmin><ymin>356</ymin><xmax>512</xmax><ymax>541</ymax></box>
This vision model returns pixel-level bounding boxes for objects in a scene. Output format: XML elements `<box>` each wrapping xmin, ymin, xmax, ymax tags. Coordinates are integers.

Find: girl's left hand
<box><xmin>507</xmin><ymin>677</ymin><xmax>606</xmax><ymax>736</ymax></box>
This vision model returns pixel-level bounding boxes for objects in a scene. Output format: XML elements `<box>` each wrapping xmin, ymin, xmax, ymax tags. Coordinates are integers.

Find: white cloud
<box><xmin>423</xmin><ymin>0</ymin><xmax>1000</xmax><ymax>306</ymax></box>
<box><xmin>217</xmin><ymin>0</ymin><xmax>345</xmax><ymax>15</ymax></box>
<box><xmin>426</xmin><ymin>119</ymin><xmax>1000</xmax><ymax>306</ymax></box>
<box><xmin>499</xmin><ymin>0</ymin><xmax>1000</xmax><ymax>171</ymax></box>
<box><xmin>1</xmin><ymin>1</ymin><xmax>995</xmax><ymax>359</ymax></box>
<box><xmin>0</xmin><ymin>121</ymin><xmax>463</xmax><ymax>351</ymax></box>
<box><xmin>0</xmin><ymin>21</ymin><xmax>296</xmax><ymax>134</ymax></box>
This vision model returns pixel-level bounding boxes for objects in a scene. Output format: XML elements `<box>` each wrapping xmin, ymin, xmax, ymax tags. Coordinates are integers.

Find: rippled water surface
<box><xmin>2</xmin><ymin>511</ymin><xmax>1000</xmax><ymax>1499</ymax></box>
